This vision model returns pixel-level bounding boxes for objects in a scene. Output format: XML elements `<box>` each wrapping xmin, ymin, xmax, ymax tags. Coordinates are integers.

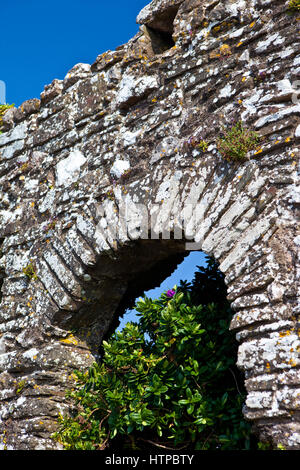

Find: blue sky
<box><xmin>1</xmin><ymin>0</ymin><xmax>149</xmax><ymax>106</ymax></box>
<box><xmin>118</xmin><ymin>251</ymin><xmax>208</xmax><ymax>330</ymax></box>
<box><xmin>1</xmin><ymin>0</ymin><xmax>208</xmax><ymax>326</ymax></box>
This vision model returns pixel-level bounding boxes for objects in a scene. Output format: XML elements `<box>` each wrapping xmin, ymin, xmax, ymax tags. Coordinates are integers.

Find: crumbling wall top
<box><xmin>137</xmin><ymin>0</ymin><xmax>184</xmax><ymax>29</ymax></box>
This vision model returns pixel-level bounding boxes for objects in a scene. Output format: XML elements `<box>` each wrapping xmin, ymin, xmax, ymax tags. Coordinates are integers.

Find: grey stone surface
<box><xmin>0</xmin><ymin>0</ymin><xmax>299</xmax><ymax>450</ymax></box>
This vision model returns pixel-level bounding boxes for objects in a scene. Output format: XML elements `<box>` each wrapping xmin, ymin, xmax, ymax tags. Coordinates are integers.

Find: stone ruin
<box><xmin>0</xmin><ymin>0</ymin><xmax>299</xmax><ymax>450</ymax></box>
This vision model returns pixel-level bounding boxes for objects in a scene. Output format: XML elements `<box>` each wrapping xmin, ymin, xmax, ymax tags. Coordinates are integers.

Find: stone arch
<box><xmin>0</xmin><ymin>0</ymin><xmax>299</xmax><ymax>450</ymax></box>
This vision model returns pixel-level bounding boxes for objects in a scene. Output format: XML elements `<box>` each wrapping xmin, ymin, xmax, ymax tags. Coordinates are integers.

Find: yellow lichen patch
<box><xmin>60</xmin><ymin>334</ymin><xmax>78</xmax><ymax>346</ymax></box>
<box><xmin>220</xmin><ymin>44</ymin><xmax>231</xmax><ymax>56</ymax></box>
<box><xmin>209</xmin><ymin>51</ymin><xmax>221</xmax><ymax>59</ymax></box>
<box><xmin>288</xmin><ymin>359</ymin><xmax>297</xmax><ymax>367</ymax></box>
<box><xmin>279</xmin><ymin>330</ymin><xmax>291</xmax><ymax>337</ymax></box>
<box><xmin>20</xmin><ymin>162</ymin><xmax>29</xmax><ymax>172</ymax></box>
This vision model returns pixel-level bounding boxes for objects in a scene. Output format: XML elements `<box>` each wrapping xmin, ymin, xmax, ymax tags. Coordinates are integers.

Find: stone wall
<box><xmin>0</xmin><ymin>0</ymin><xmax>299</xmax><ymax>450</ymax></box>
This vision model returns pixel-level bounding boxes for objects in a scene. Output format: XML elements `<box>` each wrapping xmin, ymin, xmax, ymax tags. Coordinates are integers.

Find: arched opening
<box><xmin>54</xmin><ymin>241</ymin><xmax>260</xmax><ymax>450</ymax></box>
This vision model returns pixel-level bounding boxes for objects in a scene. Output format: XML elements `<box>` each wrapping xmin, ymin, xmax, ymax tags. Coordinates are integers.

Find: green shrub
<box><xmin>53</xmin><ymin>257</ymin><xmax>259</xmax><ymax>451</ymax></box>
<box><xmin>217</xmin><ymin>121</ymin><xmax>260</xmax><ymax>162</ymax></box>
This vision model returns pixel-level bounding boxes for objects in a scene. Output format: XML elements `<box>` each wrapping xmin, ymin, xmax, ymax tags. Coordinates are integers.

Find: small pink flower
<box><xmin>166</xmin><ymin>289</ymin><xmax>176</xmax><ymax>298</ymax></box>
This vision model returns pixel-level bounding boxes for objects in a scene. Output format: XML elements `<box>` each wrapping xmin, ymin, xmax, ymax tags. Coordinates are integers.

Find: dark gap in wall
<box><xmin>145</xmin><ymin>5</ymin><xmax>179</xmax><ymax>54</ymax></box>
<box><xmin>146</xmin><ymin>26</ymin><xmax>175</xmax><ymax>54</ymax></box>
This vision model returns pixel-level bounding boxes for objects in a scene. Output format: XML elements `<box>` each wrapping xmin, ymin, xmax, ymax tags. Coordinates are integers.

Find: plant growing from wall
<box><xmin>23</xmin><ymin>262</ymin><xmax>37</xmax><ymax>281</ymax></box>
<box><xmin>183</xmin><ymin>136</ymin><xmax>209</xmax><ymax>154</ymax></box>
<box><xmin>15</xmin><ymin>379</ymin><xmax>27</xmax><ymax>395</ymax></box>
<box><xmin>53</xmin><ymin>258</ymin><xmax>260</xmax><ymax>451</ymax></box>
<box><xmin>217</xmin><ymin>121</ymin><xmax>260</xmax><ymax>162</ymax></box>
<box><xmin>288</xmin><ymin>0</ymin><xmax>300</xmax><ymax>11</ymax></box>
<box><xmin>196</xmin><ymin>140</ymin><xmax>209</xmax><ymax>153</ymax></box>
<box><xmin>105</xmin><ymin>189</ymin><xmax>115</xmax><ymax>201</ymax></box>
<box><xmin>0</xmin><ymin>104</ymin><xmax>14</xmax><ymax>134</ymax></box>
